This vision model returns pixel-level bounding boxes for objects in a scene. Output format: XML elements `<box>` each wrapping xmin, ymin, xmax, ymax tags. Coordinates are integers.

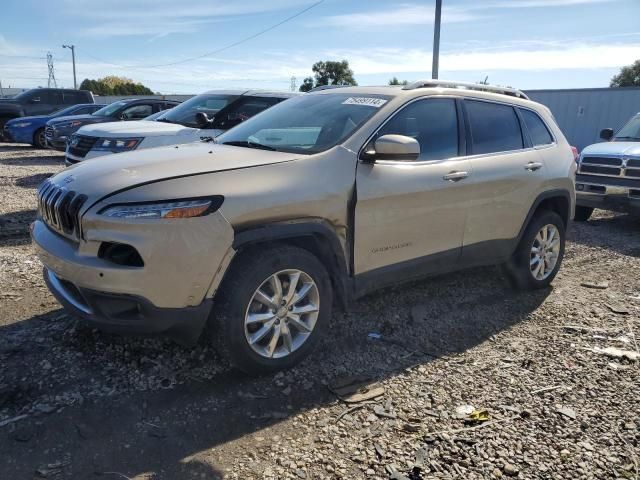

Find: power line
<box><xmin>0</xmin><ymin>54</ymin><xmax>47</xmax><ymax>60</ymax></box>
<box><xmin>76</xmin><ymin>0</ymin><xmax>324</xmax><ymax>70</ymax></box>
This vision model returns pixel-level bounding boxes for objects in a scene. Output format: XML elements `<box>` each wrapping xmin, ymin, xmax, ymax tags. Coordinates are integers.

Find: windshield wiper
<box><xmin>221</xmin><ymin>140</ymin><xmax>277</xmax><ymax>151</ymax></box>
<box><xmin>614</xmin><ymin>136</ymin><xmax>640</xmax><ymax>140</ymax></box>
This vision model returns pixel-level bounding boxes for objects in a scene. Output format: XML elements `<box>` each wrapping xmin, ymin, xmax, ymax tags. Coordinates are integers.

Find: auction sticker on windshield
<box><xmin>342</xmin><ymin>97</ymin><xmax>388</xmax><ymax>108</ymax></box>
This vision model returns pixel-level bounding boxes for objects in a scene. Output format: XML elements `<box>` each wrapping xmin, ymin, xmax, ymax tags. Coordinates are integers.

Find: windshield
<box><xmin>13</xmin><ymin>89</ymin><xmax>37</xmax><ymax>101</ymax></box>
<box><xmin>143</xmin><ymin>110</ymin><xmax>168</xmax><ymax>121</ymax></box>
<box><xmin>614</xmin><ymin>114</ymin><xmax>640</xmax><ymax>141</ymax></box>
<box><xmin>93</xmin><ymin>100</ymin><xmax>130</xmax><ymax>117</ymax></box>
<box><xmin>159</xmin><ymin>94</ymin><xmax>239</xmax><ymax>128</ymax></box>
<box><xmin>216</xmin><ymin>93</ymin><xmax>391</xmax><ymax>154</ymax></box>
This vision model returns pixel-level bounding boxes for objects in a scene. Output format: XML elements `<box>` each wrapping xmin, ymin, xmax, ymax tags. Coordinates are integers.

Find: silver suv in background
<box><xmin>65</xmin><ymin>90</ymin><xmax>298</xmax><ymax>165</ymax></box>
<box><xmin>33</xmin><ymin>81</ymin><xmax>575</xmax><ymax>374</ymax></box>
<box><xmin>574</xmin><ymin>112</ymin><xmax>640</xmax><ymax>221</ymax></box>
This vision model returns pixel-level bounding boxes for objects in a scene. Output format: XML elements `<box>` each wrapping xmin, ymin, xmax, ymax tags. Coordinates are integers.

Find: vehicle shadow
<box><xmin>0</xmin><ymin>267</ymin><xmax>550</xmax><ymax>479</ymax></box>
<box><xmin>0</xmin><ymin>146</ymin><xmax>64</xmax><ymax>166</ymax></box>
<box><xmin>0</xmin><ymin>209</ymin><xmax>36</xmax><ymax>241</ymax></box>
<box><xmin>569</xmin><ymin>210</ymin><xmax>640</xmax><ymax>257</ymax></box>
<box><xmin>14</xmin><ymin>172</ymin><xmax>54</xmax><ymax>189</ymax></box>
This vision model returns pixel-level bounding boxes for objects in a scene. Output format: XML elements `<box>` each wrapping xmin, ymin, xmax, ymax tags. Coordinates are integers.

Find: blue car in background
<box><xmin>2</xmin><ymin>103</ymin><xmax>105</xmax><ymax>149</ymax></box>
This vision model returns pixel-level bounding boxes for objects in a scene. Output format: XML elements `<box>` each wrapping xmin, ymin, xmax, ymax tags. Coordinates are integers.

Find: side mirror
<box><xmin>195</xmin><ymin>112</ymin><xmax>213</xmax><ymax>128</ymax></box>
<box><xmin>600</xmin><ymin>128</ymin><xmax>614</xmax><ymax>141</ymax></box>
<box><xmin>362</xmin><ymin>134</ymin><xmax>420</xmax><ymax>162</ymax></box>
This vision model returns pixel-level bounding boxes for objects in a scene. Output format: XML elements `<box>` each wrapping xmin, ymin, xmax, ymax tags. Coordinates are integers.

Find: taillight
<box><xmin>570</xmin><ymin>146</ymin><xmax>579</xmax><ymax>163</ymax></box>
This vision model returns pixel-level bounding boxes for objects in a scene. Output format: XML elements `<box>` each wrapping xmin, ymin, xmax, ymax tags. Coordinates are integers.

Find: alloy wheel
<box><xmin>244</xmin><ymin>269</ymin><xmax>320</xmax><ymax>359</ymax></box>
<box><xmin>530</xmin><ymin>224</ymin><xmax>561</xmax><ymax>280</ymax></box>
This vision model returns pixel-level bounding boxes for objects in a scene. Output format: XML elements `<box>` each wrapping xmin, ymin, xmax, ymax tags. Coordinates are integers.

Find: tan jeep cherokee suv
<box><xmin>33</xmin><ymin>81</ymin><xmax>576</xmax><ymax>374</ymax></box>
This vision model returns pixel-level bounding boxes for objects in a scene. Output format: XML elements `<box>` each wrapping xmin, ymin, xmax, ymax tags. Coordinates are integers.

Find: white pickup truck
<box><xmin>65</xmin><ymin>90</ymin><xmax>298</xmax><ymax>165</ymax></box>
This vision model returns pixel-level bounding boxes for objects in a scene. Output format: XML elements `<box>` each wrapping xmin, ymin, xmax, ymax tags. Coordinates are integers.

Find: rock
<box><xmin>580</xmin><ymin>282</ymin><xmax>609</xmax><ymax>289</ymax></box>
<box><xmin>503</xmin><ymin>463</ymin><xmax>519</xmax><ymax>476</ymax></box>
<box><xmin>556</xmin><ymin>406</ymin><xmax>577</xmax><ymax>420</ymax></box>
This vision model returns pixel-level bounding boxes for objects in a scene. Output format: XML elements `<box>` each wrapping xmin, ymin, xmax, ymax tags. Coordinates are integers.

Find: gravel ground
<box><xmin>0</xmin><ymin>142</ymin><xmax>638</xmax><ymax>480</ymax></box>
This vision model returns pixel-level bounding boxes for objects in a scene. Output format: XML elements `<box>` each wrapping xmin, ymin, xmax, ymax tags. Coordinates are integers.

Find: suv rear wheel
<box><xmin>503</xmin><ymin>210</ymin><xmax>565</xmax><ymax>290</ymax></box>
<box><xmin>211</xmin><ymin>245</ymin><xmax>332</xmax><ymax>375</ymax></box>
<box><xmin>573</xmin><ymin>206</ymin><xmax>593</xmax><ymax>222</ymax></box>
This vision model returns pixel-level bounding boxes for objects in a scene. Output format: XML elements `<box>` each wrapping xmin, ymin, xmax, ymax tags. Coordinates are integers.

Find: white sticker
<box><xmin>342</xmin><ymin>97</ymin><xmax>388</xmax><ymax>108</ymax></box>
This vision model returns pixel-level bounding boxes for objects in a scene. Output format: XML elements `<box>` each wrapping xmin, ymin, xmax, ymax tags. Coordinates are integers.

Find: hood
<box><xmin>0</xmin><ymin>99</ymin><xmax>18</xmax><ymax>104</ymax></box>
<box><xmin>581</xmin><ymin>141</ymin><xmax>640</xmax><ymax>157</ymax></box>
<box><xmin>77</xmin><ymin>120</ymin><xmax>203</xmax><ymax>138</ymax></box>
<box><xmin>48</xmin><ymin>114</ymin><xmax>104</xmax><ymax>126</ymax></box>
<box><xmin>49</xmin><ymin>142</ymin><xmax>301</xmax><ymax>207</ymax></box>
<box><xmin>6</xmin><ymin>115</ymin><xmax>49</xmax><ymax>125</ymax></box>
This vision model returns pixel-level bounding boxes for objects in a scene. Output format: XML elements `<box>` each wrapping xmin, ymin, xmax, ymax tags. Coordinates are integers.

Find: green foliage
<box><xmin>610</xmin><ymin>59</ymin><xmax>640</xmax><ymax>87</ymax></box>
<box><xmin>389</xmin><ymin>77</ymin><xmax>409</xmax><ymax>86</ymax></box>
<box><xmin>79</xmin><ymin>76</ymin><xmax>154</xmax><ymax>95</ymax></box>
<box><xmin>299</xmin><ymin>60</ymin><xmax>357</xmax><ymax>92</ymax></box>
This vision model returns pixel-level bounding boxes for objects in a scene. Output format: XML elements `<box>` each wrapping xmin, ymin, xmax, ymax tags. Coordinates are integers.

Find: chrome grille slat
<box><xmin>578</xmin><ymin>155</ymin><xmax>640</xmax><ymax>180</ymax></box>
<box><xmin>36</xmin><ymin>180</ymin><xmax>87</xmax><ymax>240</ymax></box>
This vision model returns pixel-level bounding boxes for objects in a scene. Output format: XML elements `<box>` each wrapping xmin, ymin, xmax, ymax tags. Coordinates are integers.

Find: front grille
<box><xmin>37</xmin><ymin>179</ymin><xmax>87</xmax><ymax>240</ymax></box>
<box><xmin>578</xmin><ymin>155</ymin><xmax>640</xmax><ymax>180</ymax></box>
<box><xmin>68</xmin><ymin>135</ymin><xmax>97</xmax><ymax>158</ymax></box>
<box><xmin>579</xmin><ymin>165</ymin><xmax>621</xmax><ymax>176</ymax></box>
<box><xmin>45</xmin><ymin>126</ymin><xmax>54</xmax><ymax>139</ymax></box>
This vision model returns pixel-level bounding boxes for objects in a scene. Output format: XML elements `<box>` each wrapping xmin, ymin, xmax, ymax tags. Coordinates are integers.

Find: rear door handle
<box><xmin>443</xmin><ymin>171</ymin><xmax>469</xmax><ymax>182</ymax></box>
<box><xmin>525</xmin><ymin>162</ymin><xmax>543</xmax><ymax>171</ymax></box>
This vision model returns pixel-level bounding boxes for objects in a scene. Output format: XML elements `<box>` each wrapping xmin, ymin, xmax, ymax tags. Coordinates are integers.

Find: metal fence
<box><xmin>525</xmin><ymin>87</ymin><xmax>640</xmax><ymax>151</ymax></box>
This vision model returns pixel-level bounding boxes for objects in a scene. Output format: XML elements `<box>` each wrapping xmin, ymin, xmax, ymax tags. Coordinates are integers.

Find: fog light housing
<box><xmin>98</xmin><ymin>242</ymin><xmax>144</xmax><ymax>267</ymax></box>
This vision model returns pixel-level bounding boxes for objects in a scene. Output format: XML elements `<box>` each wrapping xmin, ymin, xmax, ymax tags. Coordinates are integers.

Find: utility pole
<box><xmin>62</xmin><ymin>44</ymin><xmax>77</xmax><ymax>89</ymax></box>
<box><xmin>47</xmin><ymin>52</ymin><xmax>57</xmax><ymax>88</ymax></box>
<box><xmin>432</xmin><ymin>0</ymin><xmax>442</xmax><ymax>79</ymax></box>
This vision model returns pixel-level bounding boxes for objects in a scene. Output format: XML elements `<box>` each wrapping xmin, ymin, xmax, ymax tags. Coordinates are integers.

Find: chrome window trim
<box><xmin>359</xmin><ymin>94</ymin><xmax>555</xmax><ymax>166</ymax></box>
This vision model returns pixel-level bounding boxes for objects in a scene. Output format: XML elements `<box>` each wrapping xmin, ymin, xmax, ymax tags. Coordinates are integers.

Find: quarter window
<box><xmin>376</xmin><ymin>98</ymin><xmax>459</xmax><ymax>161</ymax></box>
<box><xmin>466</xmin><ymin>100</ymin><xmax>523</xmax><ymax>155</ymax></box>
<box><xmin>520</xmin><ymin>109</ymin><xmax>553</xmax><ymax>146</ymax></box>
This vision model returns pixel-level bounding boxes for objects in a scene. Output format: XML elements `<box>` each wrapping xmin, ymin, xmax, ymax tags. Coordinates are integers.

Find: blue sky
<box><xmin>1</xmin><ymin>0</ymin><xmax>639</xmax><ymax>93</ymax></box>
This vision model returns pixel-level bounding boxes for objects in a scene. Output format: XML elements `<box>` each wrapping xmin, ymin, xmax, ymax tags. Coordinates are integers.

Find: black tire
<box><xmin>210</xmin><ymin>245</ymin><xmax>332</xmax><ymax>375</ymax></box>
<box><xmin>503</xmin><ymin>210</ymin><xmax>566</xmax><ymax>290</ymax></box>
<box><xmin>573</xmin><ymin>206</ymin><xmax>593</xmax><ymax>222</ymax></box>
<box><xmin>33</xmin><ymin>128</ymin><xmax>46</xmax><ymax>149</ymax></box>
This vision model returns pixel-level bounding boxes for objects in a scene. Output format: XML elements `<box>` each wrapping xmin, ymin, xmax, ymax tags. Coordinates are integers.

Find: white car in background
<box><xmin>65</xmin><ymin>90</ymin><xmax>298</xmax><ymax>165</ymax></box>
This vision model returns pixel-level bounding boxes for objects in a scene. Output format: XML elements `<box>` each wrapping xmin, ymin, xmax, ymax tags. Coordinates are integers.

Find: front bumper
<box><xmin>576</xmin><ymin>180</ymin><xmax>640</xmax><ymax>213</ymax></box>
<box><xmin>44</xmin><ymin>267</ymin><xmax>212</xmax><ymax>344</ymax></box>
<box><xmin>31</xmin><ymin>208</ymin><xmax>235</xmax><ymax>342</ymax></box>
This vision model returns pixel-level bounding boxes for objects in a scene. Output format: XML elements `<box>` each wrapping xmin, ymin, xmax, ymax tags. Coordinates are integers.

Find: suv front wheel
<box><xmin>503</xmin><ymin>210</ymin><xmax>566</xmax><ymax>290</ymax></box>
<box><xmin>211</xmin><ymin>245</ymin><xmax>332</xmax><ymax>374</ymax></box>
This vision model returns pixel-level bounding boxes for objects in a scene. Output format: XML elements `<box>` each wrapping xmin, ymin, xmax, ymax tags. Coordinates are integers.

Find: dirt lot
<box><xmin>0</xmin><ymin>142</ymin><xmax>638</xmax><ymax>480</ymax></box>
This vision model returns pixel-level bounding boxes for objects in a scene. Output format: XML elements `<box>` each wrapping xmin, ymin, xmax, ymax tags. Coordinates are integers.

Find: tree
<box><xmin>299</xmin><ymin>60</ymin><xmax>357</xmax><ymax>92</ymax></box>
<box><xmin>79</xmin><ymin>76</ymin><xmax>154</xmax><ymax>95</ymax></box>
<box><xmin>389</xmin><ymin>77</ymin><xmax>408</xmax><ymax>85</ymax></box>
<box><xmin>610</xmin><ymin>59</ymin><xmax>640</xmax><ymax>87</ymax></box>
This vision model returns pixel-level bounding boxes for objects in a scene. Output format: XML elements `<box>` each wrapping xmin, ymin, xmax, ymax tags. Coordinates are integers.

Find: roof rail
<box><xmin>402</xmin><ymin>80</ymin><xmax>529</xmax><ymax>100</ymax></box>
<box><xmin>308</xmin><ymin>84</ymin><xmax>351</xmax><ymax>93</ymax></box>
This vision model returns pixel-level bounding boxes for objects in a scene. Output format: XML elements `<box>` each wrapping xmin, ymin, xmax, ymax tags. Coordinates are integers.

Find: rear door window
<box><xmin>465</xmin><ymin>100</ymin><xmax>523</xmax><ymax>155</ymax></box>
<box><xmin>520</xmin><ymin>109</ymin><xmax>554</xmax><ymax>146</ymax></box>
<box><xmin>376</xmin><ymin>98</ymin><xmax>459</xmax><ymax>161</ymax></box>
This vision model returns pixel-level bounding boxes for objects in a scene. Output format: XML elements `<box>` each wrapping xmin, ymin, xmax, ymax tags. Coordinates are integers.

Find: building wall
<box><xmin>525</xmin><ymin>87</ymin><xmax>640</xmax><ymax>151</ymax></box>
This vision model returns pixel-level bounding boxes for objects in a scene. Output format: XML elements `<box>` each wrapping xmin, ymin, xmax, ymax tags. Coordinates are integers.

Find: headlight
<box><xmin>12</xmin><ymin>121</ymin><xmax>32</xmax><ymax>128</ymax></box>
<box><xmin>99</xmin><ymin>197</ymin><xmax>223</xmax><ymax>219</ymax></box>
<box><xmin>93</xmin><ymin>137</ymin><xmax>143</xmax><ymax>152</ymax></box>
<box><xmin>59</xmin><ymin>120</ymin><xmax>83</xmax><ymax>128</ymax></box>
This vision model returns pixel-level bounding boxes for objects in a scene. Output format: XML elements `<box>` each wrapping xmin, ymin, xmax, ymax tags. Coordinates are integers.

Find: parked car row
<box><xmin>31</xmin><ymin>80</ymin><xmax>578</xmax><ymax>373</ymax></box>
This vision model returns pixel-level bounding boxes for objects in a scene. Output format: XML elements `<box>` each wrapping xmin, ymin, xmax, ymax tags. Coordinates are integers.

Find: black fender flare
<box><xmin>516</xmin><ymin>188</ymin><xmax>572</xmax><ymax>246</ymax></box>
<box><xmin>232</xmin><ymin>219</ymin><xmax>352</xmax><ymax>307</ymax></box>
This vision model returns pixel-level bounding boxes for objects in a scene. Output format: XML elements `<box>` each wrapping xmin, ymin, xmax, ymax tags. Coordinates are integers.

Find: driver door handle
<box><xmin>443</xmin><ymin>171</ymin><xmax>469</xmax><ymax>182</ymax></box>
<box><xmin>525</xmin><ymin>162</ymin><xmax>543</xmax><ymax>171</ymax></box>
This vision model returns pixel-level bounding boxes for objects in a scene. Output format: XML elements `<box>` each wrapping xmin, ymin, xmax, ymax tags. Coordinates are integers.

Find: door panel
<box><xmin>461</xmin><ymin>99</ymin><xmax>546</xmax><ymax>258</ymax></box>
<box><xmin>355</xmin><ymin>158</ymin><xmax>473</xmax><ymax>274</ymax></box>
